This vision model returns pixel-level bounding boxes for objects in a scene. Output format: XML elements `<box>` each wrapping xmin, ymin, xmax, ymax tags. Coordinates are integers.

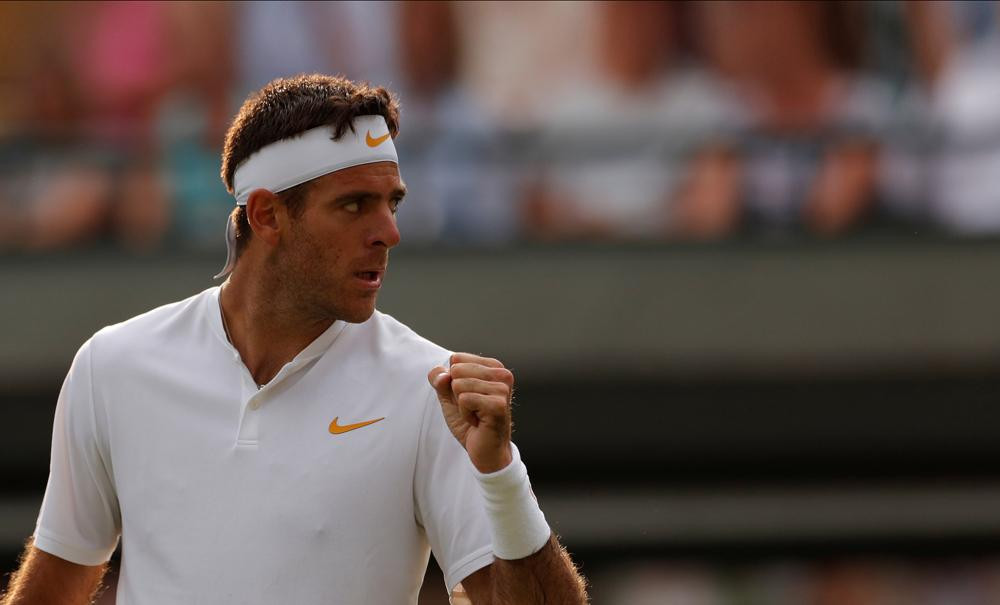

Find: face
<box><xmin>272</xmin><ymin>161</ymin><xmax>404</xmax><ymax>324</ymax></box>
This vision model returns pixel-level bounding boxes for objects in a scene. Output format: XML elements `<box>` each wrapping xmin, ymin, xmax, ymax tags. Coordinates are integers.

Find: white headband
<box><xmin>215</xmin><ymin>115</ymin><xmax>398</xmax><ymax>279</ymax></box>
<box><xmin>232</xmin><ymin>114</ymin><xmax>397</xmax><ymax>205</ymax></box>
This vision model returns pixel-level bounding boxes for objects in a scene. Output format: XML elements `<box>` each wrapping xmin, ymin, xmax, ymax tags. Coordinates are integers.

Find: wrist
<box><xmin>470</xmin><ymin>443</ymin><xmax>551</xmax><ymax>560</ymax></box>
<box><xmin>471</xmin><ymin>443</ymin><xmax>513</xmax><ymax>474</ymax></box>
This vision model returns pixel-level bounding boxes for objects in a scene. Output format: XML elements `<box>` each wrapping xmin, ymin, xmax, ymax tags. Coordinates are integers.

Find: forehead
<box><xmin>309</xmin><ymin>161</ymin><xmax>402</xmax><ymax>196</ymax></box>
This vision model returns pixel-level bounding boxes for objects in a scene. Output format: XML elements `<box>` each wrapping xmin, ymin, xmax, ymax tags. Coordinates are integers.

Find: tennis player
<box><xmin>2</xmin><ymin>75</ymin><xmax>587</xmax><ymax>604</ymax></box>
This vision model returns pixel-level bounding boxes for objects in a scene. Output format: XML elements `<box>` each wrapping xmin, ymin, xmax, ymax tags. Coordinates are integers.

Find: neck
<box><xmin>219</xmin><ymin>265</ymin><xmax>334</xmax><ymax>387</ymax></box>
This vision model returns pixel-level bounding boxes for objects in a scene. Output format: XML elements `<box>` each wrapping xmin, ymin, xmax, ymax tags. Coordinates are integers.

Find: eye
<box><xmin>390</xmin><ymin>198</ymin><xmax>403</xmax><ymax>215</ymax></box>
<box><xmin>343</xmin><ymin>201</ymin><xmax>360</xmax><ymax>213</ymax></box>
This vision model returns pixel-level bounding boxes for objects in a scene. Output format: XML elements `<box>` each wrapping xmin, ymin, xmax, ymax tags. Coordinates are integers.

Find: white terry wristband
<box><xmin>471</xmin><ymin>443</ymin><xmax>551</xmax><ymax>560</ymax></box>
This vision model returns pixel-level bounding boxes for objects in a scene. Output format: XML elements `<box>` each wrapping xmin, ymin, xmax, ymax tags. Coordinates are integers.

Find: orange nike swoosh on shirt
<box><xmin>365</xmin><ymin>131</ymin><xmax>390</xmax><ymax>147</ymax></box>
<box><xmin>329</xmin><ymin>416</ymin><xmax>385</xmax><ymax>435</ymax></box>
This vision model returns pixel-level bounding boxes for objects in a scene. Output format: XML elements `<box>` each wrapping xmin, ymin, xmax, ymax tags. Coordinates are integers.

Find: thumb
<box><xmin>427</xmin><ymin>365</ymin><xmax>452</xmax><ymax>399</ymax></box>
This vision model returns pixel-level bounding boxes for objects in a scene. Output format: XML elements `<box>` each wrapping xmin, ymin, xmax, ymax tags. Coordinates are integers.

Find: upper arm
<box><xmin>2</xmin><ymin>545</ymin><xmax>108</xmax><ymax>605</ymax></box>
<box><xmin>35</xmin><ymin>339</ymin><xmax>121</xmax><ymax>565</ymax></box>
<box><xmin>412</xmin><ymin>382</ymin><xmax>494</xmax><ymax>593</ymax></box>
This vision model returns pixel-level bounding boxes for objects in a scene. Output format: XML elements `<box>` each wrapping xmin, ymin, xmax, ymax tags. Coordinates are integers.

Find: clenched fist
<box><xmin>428</xmin><ymin>353</ymin><xmax>514</xmax><ymax>473</ymax></box>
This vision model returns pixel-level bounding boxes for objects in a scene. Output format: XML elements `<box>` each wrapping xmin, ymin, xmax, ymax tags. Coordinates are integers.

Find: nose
<box><xmin>367</xmin><ymin>202</ymin><xmax>401</xmax><ymax>250</ymax></box>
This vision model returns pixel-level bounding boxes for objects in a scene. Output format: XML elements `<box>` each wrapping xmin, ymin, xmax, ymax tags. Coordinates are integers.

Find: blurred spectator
<box><xmin>0</xmin><ymin>1</ymin><xmax>234</xmax><ymax>253</ymax></box>
<box><xmin>690</xmin><ymin>0</ymin><xmax>891</xmax><ymax>238</ymax></box>
<box><xmin>0</xmin><ymin>139</ymin><xmax>114</xmax><ymax>251</ymax></box>
<box><xmin>2</xmin><ymin>0</ymin><xmax>999</xmax><ymax>253</ymax></box>
<box><xmin>0</xmin><ymin>2</ymin><xmax>49</xmax><ymax>133</ymax></box>
<box><xmin>883</xmin><ymin>1</ymin><xmax>1000</xmax><ymax>235</ymax></box>
<box><xmin>591</xmin><ymin>558</ymin><xmax>1000</xmax><ymax>605</ymax></box>
<box><xmin>523</xmin><ymin>1</ymin><xmax>737</xmax><ymax>241</ymax></box>
<box><xmin>237</xmin><ymin>1</ymin><xmax>399</xmax><ymax>96</ymax></box>
<box><xmin>0</xmin><ymin>4</ymin><xmax>116</xmax><ymax>251</ymax></box>
<box><xmin>592</xmin><ymin>563</ymin><xmax>726</xmax><ymax>605</ymax></box>
<box><xmin>67</xmin><ymin>1</ymin><xmax>170</xmax><ymax>147</ymax></box>
<box><xmin>2</xmin><ymin>1</ymin><xmax>175</xmax><ymax>252</ymax></box>
<box><xmin>155</xmin><ymin>1</ymin><xmax>235</xmax><ymax>250</ymax></box>
<box><xmin>69</xmin><ymin>1</ymin><xmax>172</xmax><ymax>251</ymax></box>
<box><xmin>813</xmin><ymin>560</ymin><xmax>916</xmax><ymax>605</ymax></box>
<box><xmin>393</xmin><ymin>1</ymin><xmax>516</xmax><ymax>246</ymax></box>
<box><xmin>454</xmin><ymin>2</ymin><xmax>599</xmax><ymax>127</ymax></box>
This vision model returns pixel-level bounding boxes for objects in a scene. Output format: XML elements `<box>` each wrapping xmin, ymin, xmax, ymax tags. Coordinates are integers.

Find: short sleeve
<box><xmin>34</xmin><ymin>338</ymin><xmax>121</xmax><ymax>565</ymax></box>
<box><xmin>413</xmin><ymin>385</ymin><xmax>494</xmax><ymax>592</ymax></box>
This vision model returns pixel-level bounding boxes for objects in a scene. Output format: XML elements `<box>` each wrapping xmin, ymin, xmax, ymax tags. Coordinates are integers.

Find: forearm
<box><xmin>489</xmin><ymin>535</ymin><xmax>588</xmax><ymax>604</ymax></box>
<box><xmin>464</xmin><ymin>444</ymin><xmax>588</xmax><ymax>604</ymax></box>
<box><xmin>459</xmin><ymin>453</ymin><xmax>590</xmax><ymax>604</ymax></box>
<box><xmin>429</xmin><ymin>357</ymin><xmax>588</xmax><ymax>603</ymax></box>
<box><xmin>1</xmin><ymin>542</ymin><xmax>107</xmax><ymax>605</ymax></box>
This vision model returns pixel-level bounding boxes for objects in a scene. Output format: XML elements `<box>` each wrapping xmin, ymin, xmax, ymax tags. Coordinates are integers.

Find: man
<box><xmin>2</xmin><ymin>75</ymin><xmax>588</xmax><ymax>604</ymax></box>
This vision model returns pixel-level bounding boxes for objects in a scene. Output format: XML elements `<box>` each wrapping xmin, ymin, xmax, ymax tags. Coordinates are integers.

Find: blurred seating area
<box><xmin>591</xmin><ymin>557</ymin><xmax>1000</xmax><ymax>604</ymax></box>
<box><xmin>0</xmin><ymin>0</ymin><xmax>998</xmax><ymax>255</ymax></box>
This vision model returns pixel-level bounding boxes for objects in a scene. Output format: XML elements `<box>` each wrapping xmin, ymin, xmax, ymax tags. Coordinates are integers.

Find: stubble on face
<box><xmin>257</xmin><ymin>162</ymin><xmax>401</xmax><ymax>327</ymax></box>
<box><xmin>269</xmin><ymin>212</ymin><xmax>379</xmax><ymax>326</ymax></box>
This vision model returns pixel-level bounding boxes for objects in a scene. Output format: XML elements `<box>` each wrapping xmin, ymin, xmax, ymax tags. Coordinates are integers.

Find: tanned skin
<box><xmin>460</xmin><ymin>535</ymin><xmax>589</xmax><ymax>604</ymax></box>
<box><xmin>1</xmin><ymin>541</ymin><xmax>106</xmax><ymax>605</ymax></box>
<box><xmin>429</xmin><ymin>353</ymin><xmax>589</xmax><ymax>604</ymax></box>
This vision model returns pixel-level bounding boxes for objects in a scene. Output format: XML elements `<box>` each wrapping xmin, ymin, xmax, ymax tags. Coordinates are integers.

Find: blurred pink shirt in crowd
<box><xmin>73</xmin><ymin>1</ymin><xmax>169</xmax><ymax>144</ymax></box>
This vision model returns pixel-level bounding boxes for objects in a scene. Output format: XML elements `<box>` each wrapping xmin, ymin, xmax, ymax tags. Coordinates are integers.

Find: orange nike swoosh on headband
<box><xmin>329</xmin><ymin>416</ymin><xmax>385</xmax><ymax>435</ymax></box>
<box><xmin>366</xmin><ymin>131</ymin><xmax>390</xmax><ymax>147</ymax></box>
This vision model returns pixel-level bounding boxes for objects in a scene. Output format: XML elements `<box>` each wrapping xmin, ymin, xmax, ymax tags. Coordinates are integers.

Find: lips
<box><xmin>354</xmin><ymin>268</ymin><xmax>385</xmax><ymax>289</ymax></box>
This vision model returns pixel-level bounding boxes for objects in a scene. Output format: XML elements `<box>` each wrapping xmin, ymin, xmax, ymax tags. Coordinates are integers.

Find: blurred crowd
<box><xmin>593</xmin><ymin>557</ymin><xmax>1000</xmax><ymax>605</ymax></box>
<box><xmin>0</xmin><ymin>0</ymin><xmax>999</xmax><ymax>253</ymax></box>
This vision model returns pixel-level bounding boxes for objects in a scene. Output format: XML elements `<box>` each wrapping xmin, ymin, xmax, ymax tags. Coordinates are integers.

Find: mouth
<box><xmin>354</xmin><ymin>269</ymin><xmax>384</xmax><ymax>289</ymax></box>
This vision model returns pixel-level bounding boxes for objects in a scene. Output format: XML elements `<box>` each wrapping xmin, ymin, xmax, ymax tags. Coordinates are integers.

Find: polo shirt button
<box><xmin>249</xmin><ymin>400</ymin><xmax>260</xmax><ymax>411</ymax></box>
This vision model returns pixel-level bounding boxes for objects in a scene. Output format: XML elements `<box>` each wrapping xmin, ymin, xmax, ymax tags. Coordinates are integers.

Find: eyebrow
<box><xmin>330</xmin><ymin>185</ymin><xmax>407</xmax><ymax>205</ymax></box>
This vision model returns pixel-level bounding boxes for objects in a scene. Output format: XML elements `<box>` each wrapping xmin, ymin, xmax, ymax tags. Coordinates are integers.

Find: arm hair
<box><xmin>460</xmin><ymin>534</ymin><xmax>589</xmax><ymax>605</ymax></box>
<box><xmin>1</xmin><ymin>539</ymin><xmax>107</xmax><ymax>605</ymax></box>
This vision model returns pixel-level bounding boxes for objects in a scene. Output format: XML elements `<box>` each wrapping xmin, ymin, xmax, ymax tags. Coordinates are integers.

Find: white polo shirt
<box><xmin>34</xmin><ymin>287</ymin><xmax>494</xmax><ymax>604</ymax></box>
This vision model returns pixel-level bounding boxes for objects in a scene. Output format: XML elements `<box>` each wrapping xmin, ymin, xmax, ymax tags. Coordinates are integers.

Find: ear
<box><xmin>244</xmin><ymin>189</ymin><xmax>284</xmax><ymax>247</ymax></box>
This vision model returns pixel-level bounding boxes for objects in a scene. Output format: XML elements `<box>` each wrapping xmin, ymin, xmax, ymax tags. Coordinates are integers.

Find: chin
<box><xmin>338</xmin><ymin>301</ymin><xmax>378</xmax><ymax>324</ymax></box>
